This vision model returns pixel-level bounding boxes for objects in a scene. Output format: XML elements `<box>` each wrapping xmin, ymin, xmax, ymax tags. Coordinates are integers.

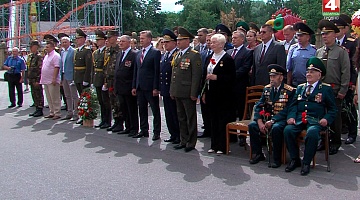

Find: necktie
<box><xmin>120</xmin><ymin>51</ymin><xmax>125</xmax><ymax>62</ymax></box>
<box><xmin>231</xmin><ymin>48</ymin><xmax>238</xmax><ymax>59</ymax></box>
<box><xmin>306</xmin><ymin>85</ymin><xmax>312</xmax><ymax>96</ymax></box>
<box><xmin>207</xmin><ymin>50</ymin><xmax>212</xmax><ymax>57</ymax></box>
<box><xmin>164</xmin><ymin>52</ymin><xmax>169</xmax><ymax>61</ymax></box>
<box><xmin>337</xmin><ymin>40</ymin><xmax>340</xmax><ymax>45</ymax></box>
<box><xmin>140</xmin><ymin>48</ymin><xmax>146</xmax><ymax>64</ymax></box>
<box><xmin>260</xmin><ymin>45</ymin><xmax>266</xmax><ymax>62</ymax></box>
<box><xmin>274</xmin><ymin>88</ymin><xmax>278</xmax><ymax>97</ymax></box>
<box><xmin>200</xmin><ymin>45</ymin><xmax>203</xmax><ymax>52</ymax></box>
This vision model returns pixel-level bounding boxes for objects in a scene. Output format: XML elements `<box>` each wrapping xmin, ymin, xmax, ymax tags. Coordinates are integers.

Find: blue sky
<box><xmin>160</xmin><ymin>0</ymin><xmax>184</xmax><ymax>12</ymax></box>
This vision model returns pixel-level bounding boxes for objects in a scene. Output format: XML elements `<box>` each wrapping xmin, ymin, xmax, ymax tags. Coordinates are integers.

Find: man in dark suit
<box><xmin>132</xmin><ymin>30</ymin><xmax>161</xmax><ymax>141</ymax></box>
<box><xmin>198</xmin><ymin>32</ymin><xmax>214</xmax><ymax>138</ymax></box>
<box><xmin>115</xmin><ymin>35</ymin><xmax>139</xmax><ymax>137</ymax></box>
<box><xmin>252</xmin><ymin>24</ymin><xmax>286</xmax><ymax>86</ymax></box>
<box><xmin>331</xmin><ymin>17</ymin><xmax>358</xmax><ymax>145</ymax></box>
<box><xmin>160</xmin><ymin>29</ymin><xmax>180</xmax><ymax>144</ymax></box>
<box><xmin>170</xmin><ymin>27</ymin><xmax>202</xmax><ymax>152</ymax></box>
<box><xmin>194</xmin><ymin>28</ymin><xmax>208</xmax><ymax>53</ymax></box>
<box><xmin>227</xmin><ymin>30</ymin><xmax>254</xmax><ymax>146</ymax></box>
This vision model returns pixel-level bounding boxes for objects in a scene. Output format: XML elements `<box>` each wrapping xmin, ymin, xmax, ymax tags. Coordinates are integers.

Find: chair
<box><xmin>296</xmin><ymin>129</ymin><xmax>330</xmax><ymax>172</ymax></box>
<box><xmin>225</xmin><ymin>85</ymin><xmax>264</xmax><ymax>155</ymax></box>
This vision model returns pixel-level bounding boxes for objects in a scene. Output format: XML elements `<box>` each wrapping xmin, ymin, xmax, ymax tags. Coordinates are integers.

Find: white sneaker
<box><xmin>208</xmin><ymin>149</ymin><xmax>215</xmax><ymax>153</ymax></box>
<box><xmin>216</xmin><ymin>151</ymin><xmax>224</xmax><ymax>154</ymax></box>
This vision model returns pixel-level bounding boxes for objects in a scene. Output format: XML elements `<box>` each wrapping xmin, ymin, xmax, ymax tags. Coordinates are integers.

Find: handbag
<box><xmin>4</xmin><ymin>72</ymin><xmax>9</xmax><ymax>81</ymax></box>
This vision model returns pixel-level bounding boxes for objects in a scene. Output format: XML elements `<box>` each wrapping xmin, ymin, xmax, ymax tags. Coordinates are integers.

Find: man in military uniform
<box><xmin>73</xmin><ymin>28</ymin><xmax>93</xmax><ymax>124</ymax></box>
<box><xmin>315</xmin><ymin>20</ymin><xmax>350</xmax><ymax>155</ymax></box>
<box><xmin>215</xmin><ymin>24</ymin><xmax>233</xmax><ymax>51</ymax></box>
<box><xmin>160</xmin><ymin>28</ymin><xmax>180</xmax><ymax>144</ymax></box>
<box><xmin>27</xmin><ymin>40</ymin><xmax>44</xmax><ymax>117</ymax></box>
<box><xmin>170</xmin><ymin>27</ymin><xmax>202</xmax><ymax>152</ymax></box>
<box><xmin>248</xmin><ymin>64</ymin><xmax>295</xmax><ymax>167</ymax></box>
<box><xmin>92</xmin><ymin>30</ymin><xmax>111</xmax><ymax>129</ymax></box>
<box><xmin>103</xmin><ymin>30</ymin><xmax>123</xmax><ymax>132</ymax></box>
<box><xmin>331</xmin><ymin>17</ymin><xmax>358</xmax><ymax>144</ymax></box>
<box><xmin>287</xmin><ymin>22</ymin><xmax>317</xmax><ymax>87</ymax></box>
<box><xmin>284</xmin><ymin>57</ymin><xmax>337</xmax><ymax>176</ymax></box>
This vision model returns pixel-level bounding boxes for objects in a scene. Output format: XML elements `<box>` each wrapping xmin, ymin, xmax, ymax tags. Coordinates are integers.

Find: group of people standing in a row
<box><xmin>3</xmin><ymin>13</ymin><xmax>360</xmax><ymax>174</ymax></box>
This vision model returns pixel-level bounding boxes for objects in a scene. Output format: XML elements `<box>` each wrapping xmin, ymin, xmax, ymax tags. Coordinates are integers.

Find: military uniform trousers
<box><xmin>341</xmin><ymin>89</ymin><xmax>358</xmax><ymax>140</ymax></box>
<box><xmin>107</xmin><ymin>79</ymin><xmax>121</xmax><ymax>120</ymax></box>
<box><xmin>7</xmin><ymin>73</ymin><xmax>23</xmax><ymax>106</ymax></box>
<box><xmin>75</xmin><ymin>83</ymin><xmax>89</xmax><ymax>96</ymax></box>
<box><xmin>330</xmin><ymin>98</ymin><xmax>343</xmax><ymax>148</ymax></box>
<box><xmin>62</xmin><ymin>79</ymin><xmax>79</xmax><ymax>117</ymax></box>
<box><xmin>163</xmin><ymin>96</ymin><xmax>180</xmax><ymax>140</ymax></box>
<box><xmin>137</xmin><ymin>89</ymin><xmax>161</xmax><ymax>135</ymax></box>
<box><xmin>249</xmin><ymin>120</ymin><xmax>286</xmax><ymax>163</ymax></box>
<box><xmin>117</xmin><ymin>94</ymin><xmax>138</xmax><ymax>133</ymax></box>
<box><xmin>95</xmin><ymin>86</ymin><xmax>111</xmax><ymax>125</ymax></box>
<box><xmin>284</xmin><ymin>123</ymin><xmax>325</xmax><ymax>165</ymax></box>
<box><xmin>175</xmin><ymin>97</ymin><xmax>197</xmax><ymax>148</ymax></box>
<box><xmin>29</xmin><ymin>79</ymin><xmax>44</xmax><ymax>108</ymax></box>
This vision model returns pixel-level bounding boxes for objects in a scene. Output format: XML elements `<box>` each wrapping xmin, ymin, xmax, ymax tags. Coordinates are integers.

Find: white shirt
<box><xmin>121</xmin><ymin>47</ymin><xmax>131</xmax><ymax>62</ymax></box>
<box><xmin>61</xmin><ymin>47</ymin><xmax>70</xmax><ymax>73</ymax></box>
<box><xmin>232</xmin><ymin>44</ymin><xmax>243</xmax><ymax>56</ymax></box>
<box><xmin>166</xmin><ymin>47</ymin><xmax>177</xmax><ymax>59</ymax></box>
<box><xmin>180</xmin><ymin>46</ymin><xmax>190</xmax><ymax>56</ymax></box>
<box><xmin>98</xmin><ymin>46</ymin><xmax>106</xmax><ymax>53</ymax></box>
<box><xmin>141</xmin><ymin>44</ymin><xmax>152</xmax><ymax>58</ymax></box>
<box><xmin>262</xmin><ymin>39</ymin><xmax>273</xmax><ymax>54</ymax></box>
<box><xmin>337</xmin><ymin>35</ymin><xmax>345</xmax><ymax>45</ymax></box>
<box><xmin>306</xmin><ymin>81</ymin><xmax>319</xmax><ymax>94</ymax></box>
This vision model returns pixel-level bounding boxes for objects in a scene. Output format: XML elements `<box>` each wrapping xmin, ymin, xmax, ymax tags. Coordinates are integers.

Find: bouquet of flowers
<box><xmin>78</xmin><ymin>88</ymin><xmax>99</xmax><ymax>120</ymax></box>
<box><xmin>259</xmin><ymin>109</ymin><xmax>271</xmax><ymax>122</ymax></box>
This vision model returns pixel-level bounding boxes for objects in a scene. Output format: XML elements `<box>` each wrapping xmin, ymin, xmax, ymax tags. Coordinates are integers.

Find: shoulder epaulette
<box><xmin>298</xmin><ymin>83</ymin><xmax>306</xmax><ymax>86</ymax></box>
<box><xmin>265</xmin><ymin>84</ymin><xmax>271</xmax><ymax>88</ymax></box>
<box><xmin>191</xmin><ymin>49</ymin><xmax>199</xmax><ymax>53</ymax></box>
<box><xmin>284</xmin><ymin>84</ymin><xmax>294</xmax><ymax>91</ymax></box>
<box><xmin>347</xmin><ymin>37</ymin><xmax>355</xmax><ymax>42</ymax></box>
<box><xmin>321</xmin><ymin>82</ymin><xmax>330</xmax><ymax>86</ymax></box>
<box><xmin>84</xmin><ymin>46</ymin><xmax>91</xmax><ymax>50</ymax></box>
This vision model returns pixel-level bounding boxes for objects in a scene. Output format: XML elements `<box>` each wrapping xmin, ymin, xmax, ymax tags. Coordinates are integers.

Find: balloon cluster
<box><xmin>352</xmin><ymin>9</ymin><xmax>360</xmax><ymax>36</ymax></box>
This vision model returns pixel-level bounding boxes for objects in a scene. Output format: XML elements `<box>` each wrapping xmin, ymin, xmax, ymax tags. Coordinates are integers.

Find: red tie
<box><xmin>260</xmin><ymin>45</ymin><xmax>266</xmax><ymax>62</ymax></box>
<box><xmin>140</xmin><ymin>48</ymin><xmax>146</xmax><ymax>64</ymax></box>
<box><xmin>231</xmin><ymin>48</ymin><xmax>237</xmax><ymax>59</ymax></box>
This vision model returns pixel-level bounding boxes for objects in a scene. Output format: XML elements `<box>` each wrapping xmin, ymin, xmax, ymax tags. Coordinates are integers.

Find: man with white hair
<box><xmin>3</xmin><ymin>47</ymin><xmax>26</xmax><ymax>108</ymax></box>
<box><xmin>59</xmin><ymin>36</ymin><xmax>78</xmax><ymax>121</ymax></box>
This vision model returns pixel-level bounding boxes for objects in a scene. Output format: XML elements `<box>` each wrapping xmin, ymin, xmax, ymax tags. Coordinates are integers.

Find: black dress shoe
<box><xmin>107</xmin><ymin>123</ymin><xmax>117</xmax><ymax>131</ymax></box>
<box><xmin>285</xmin><ymin>159</ymin><xmax>301</xmax><ymax>172</ymax></box>
<box><xmin>100</xmin><ymin>123</ymin><xmax>111</xmax><ymax>129</ymax></box>
<box><xmin>239</xmin><ymin>137</ymin><xmax>246</xmax><ymax>147</ymax></box>
<box><xmin>174</xmin><ymin>144</ymin><xmax>186</xmax><ymax>150</ymax></box>
<box><xmin>172</xmin><ymin>139</ymin><xmax>180</xmax><ymax>144</ymax></box>
<box><xmin>132</xmin><ymin>132</ymin><xmax>149</xmax><ymax>138</ymax></box>
<box><xmin>345</xmin><ymin>137</ymin><xmax>355</xmax><ymax>144</ymax></box>
<box><xmin>33</xmin><ymin>110</ymin><xmax>43</xmax><ymax>117</ymax></box>
<box><xmin>184</xmin><ymin>147</ymin><xmax>195</xmax><ymax>152</ymax></box>
<box><xmin>271</xmin><ymin>162</ymin><xmax>281</xmax><ymax>168</ymax></box>
<box><xmin>152</xmin><ymin>134</ymin><xmax>160</xmax><ymax>141</ymax></box>
<box><xmin>128</xmin><ymin>131</ymin><xmax>137</xmax><ymax>137</ymax></box>
<box><xmin>164</xmin><ymin>138</ymin><xmax>175</xmax><ymax>142</ymax></box>
<box><xmin>117</xmin><ymin>129</ymin><xmax>130</xmax><ymax>135</ymax></box>
<box><xmin>8</xmin><ymin>104</ymin><xmax>15</xmax><ymax>108</ymax></box>
<box><xmin>329</xmin><ymin>146</ymin><xmax>339</xmax><ymax>155</ymax></box>
<box><xmin>29</xmin><ymin>110</ymin><xmax>37</xmax><ymax>116</ymax></box>
<box><xmin>249</xmin><ymin>154</ymin><xmax>265</xmax><ymax>164</ymax></box>
<box><xmin>300</xmin><ymin>164</ymin><xmax>310</xmax><ymax>176</ymax></box>
<box><xmin>95</xmin><ymin>121</ymin><xmax>105</xmax><ymax>128</ymax></box>
<box><xmin>112</xmin><ymin>124</ymin><xmax>124</xmax><ymax>133</ymax></box>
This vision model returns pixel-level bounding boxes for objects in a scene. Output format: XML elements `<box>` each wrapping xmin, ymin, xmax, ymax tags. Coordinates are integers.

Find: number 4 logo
<box><xmin>323</xmin><ymin>0</ymin><xmax>340</xmax><ymax>15</ymax></box>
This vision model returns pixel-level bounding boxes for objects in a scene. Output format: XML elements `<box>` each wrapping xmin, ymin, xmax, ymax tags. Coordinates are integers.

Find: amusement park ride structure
<box><xmin>0</xmin><ymin>0</ymin><xmax>123</xmax><ymax>49</ymax></box>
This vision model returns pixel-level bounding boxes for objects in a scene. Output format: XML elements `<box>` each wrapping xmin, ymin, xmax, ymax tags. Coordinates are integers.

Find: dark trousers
<box><xmin>284</xmin><ymin>124</ymin><xmax>323</xmax><ymax>165</ymax></box>
<box><xmin>137</xmin><ymin>90</ymin><xmax>161</xmax><ymax>134</ymax></box>
<box><xmin>175</xmin><ymin>97</ymin><xmax>197</xmax><ymax>148</ymax></box>
<box><xmin>209</xmin><ymin>105</ymin><xmax>233</xmax><ymax>152</ymax></box>
<box><xmin>29</xmin><ymin>81</ymin><xmax>44</xmax><ymax>108</ymax></box>
<box><xmin>200</xmin><ymin>100</ymin><xmax>211</xmax><ymax>136</ymax></box>
<box><xmin>249</xmin><ymin>121</ymin><xmax>286</xmax><ymax>163</ymax></box>
<box><xmin>118</xmin><ymin>94</ymin><xmax>139</xmax><ymax>133</ymax></box>
<box><xmin>235</xmin><ymin>87</ymin><xmax>246</xmax><ymax>120</ymax></box>
<box><xmin>75</xmin><ymin>83</ymin><xmax>90</xmax><ymax>96</ymax></box>
<box><xmin>341</xmin><ymin>89</ymin><xmax>358</xmax><ymax>140</ymax></box>
<box><xmin>330</xmin><ymin>98</ymin><xmax>343</xmax><ymax>148</ymax></box>
<box><xmin>95</xmin><ymin>87</ymin><xmax>112</xmax><ymax>125</ymax></box>
<box><xmin>7</xmin><ymin>73</ymin><xmax>23</xmax><ymax>106</ymax></box>
<box><xmin>163</xmin><ymin>96</ymin><xmax>180</xmax><ymax>140</ymax></box>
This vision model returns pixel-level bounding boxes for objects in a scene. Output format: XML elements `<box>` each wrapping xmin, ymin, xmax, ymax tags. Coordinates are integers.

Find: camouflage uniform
<box><xmin>27</xmin><ymin>52</ymin><xmax>44</xmax><ymax>109</ymax></box>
